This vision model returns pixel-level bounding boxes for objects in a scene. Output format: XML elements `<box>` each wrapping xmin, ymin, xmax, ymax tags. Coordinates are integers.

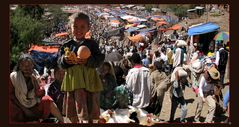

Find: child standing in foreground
<box><xmin>58</xmin><ymin>13</ymin><xmax>105</xmax><ymax>123</ymax></box>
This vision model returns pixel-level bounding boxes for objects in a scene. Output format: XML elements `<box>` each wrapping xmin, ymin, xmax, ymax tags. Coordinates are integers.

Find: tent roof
<box><xmin>125</xmin><ymin>27</ymin><xmax>140</xmax><ymax>33</ymax></box>
<box><xmin>188</xmin><ymin>22</ymin><xmax>220</xmax><ymax>36</ymax></box>
<box><xmin>29</xmin><ymin>45</ymin><xmax>59</xmax><ymax>53</ymax></box>
<box><xmin>137</xmin><ymin>27</ymin><xmax>157</xmax><ymax>33</ymax></box>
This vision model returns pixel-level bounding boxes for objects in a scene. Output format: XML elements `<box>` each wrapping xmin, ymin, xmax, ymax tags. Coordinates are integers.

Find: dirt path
<box><xmin>159</xmin><ymin>85</ymin><xmax>229</xmax><ymax>123</ymax></box>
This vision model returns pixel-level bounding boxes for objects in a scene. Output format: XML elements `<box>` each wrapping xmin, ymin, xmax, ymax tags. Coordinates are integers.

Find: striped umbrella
<box><xmin>214</xmin><ymin>31</ymin><xmax>229</xmax><ymax>41</ymax></box>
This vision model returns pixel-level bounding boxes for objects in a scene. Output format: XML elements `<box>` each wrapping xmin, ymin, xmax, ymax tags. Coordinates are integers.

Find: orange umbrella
<box><xmin>55</xmin><ymin>32</ymin><xmax>69</xmax><ymax>38</ymax></box>
<box><xmin>168</xmin><ymin>24</ymin><xmax>182</xmax><ymax>30</ymax></box>
<box><xmin>156</xmin><ymin>21</ymin><xmax>168</xmax><ymax>26</ymax></box>
<box><xmin>152</xmin><ymin>17</ymin><xmax>165</xmax><ymax>22</ymax></box>
<box><xmin>128</xmin><ymin>34</ymin><xmax>144</xmax><ymax>43</ymax></box>
<box><xmin>111</xmin><ymin>20</ymin><xmax>120</xmax><ymax>24</ymax></box>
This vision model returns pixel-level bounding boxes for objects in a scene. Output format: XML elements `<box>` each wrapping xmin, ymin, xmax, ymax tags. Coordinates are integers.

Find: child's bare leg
<box><xmin>88</xmin><ymin>92</ymin><xmax>100</xmax><ymax>123</ymax></box>
<box><xmin>75</xmin><ymin>89</ymin><xmax>89</xmax><ymax>122</ymax></box>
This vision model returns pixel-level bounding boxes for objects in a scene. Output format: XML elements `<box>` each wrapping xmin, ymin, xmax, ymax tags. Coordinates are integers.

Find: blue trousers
<box><xmin>223</xmin><ymin>89</ymin><xmax>230</xmax><ymax>109</ymax></box>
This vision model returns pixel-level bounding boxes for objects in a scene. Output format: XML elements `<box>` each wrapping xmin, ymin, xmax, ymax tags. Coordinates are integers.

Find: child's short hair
<box><xmin>68</xmin><ymin>12</ymin><xmax>90</xmax><ymax>26</ymax></box>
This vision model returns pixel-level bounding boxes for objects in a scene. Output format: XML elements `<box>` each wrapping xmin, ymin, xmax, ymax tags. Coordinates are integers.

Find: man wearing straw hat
<box><xmin>194</xmin><ymin>67</ymin><xmax>220</xmax><ymax>123</ymax></box>
<box><xmin>169</xmin><ymin>67</ymin><xmax>189</xmax><ymax>123</ymax></box>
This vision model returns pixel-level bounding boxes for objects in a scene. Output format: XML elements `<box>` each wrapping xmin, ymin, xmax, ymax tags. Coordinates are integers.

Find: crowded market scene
<box><xmin>10</xmin><ymin>4</ymin><xmax>230</xmax><ymax>125</ymax></box>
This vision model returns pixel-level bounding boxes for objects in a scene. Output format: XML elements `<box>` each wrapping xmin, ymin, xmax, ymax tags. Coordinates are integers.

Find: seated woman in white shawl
<box><xmin>9</xmin><ymin>54</ymin><xmax>64</xmax><ymax>123</ymax></box>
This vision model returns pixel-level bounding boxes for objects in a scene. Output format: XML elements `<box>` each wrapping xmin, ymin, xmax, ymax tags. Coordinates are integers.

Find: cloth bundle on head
<box><xmin>190</xmin><ymin>60</ymin><xmax>204</xmax><ymax>74</ymax></box>
<box><xmin>175</xmin><ymin>40</ymin><xmax>187</xmax><ymax>47</ymax></box>
<box><xmin>171</xmin><ymin>67</ymin><xmax>188</xmax><ymax>82</ymax></box>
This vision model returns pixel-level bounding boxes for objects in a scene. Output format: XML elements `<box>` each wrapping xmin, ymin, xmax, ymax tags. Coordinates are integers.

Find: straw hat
<box><xmin>207</xmin><ymin>67</ymin><xmax>220</xmax><ymax>80</ymax></box>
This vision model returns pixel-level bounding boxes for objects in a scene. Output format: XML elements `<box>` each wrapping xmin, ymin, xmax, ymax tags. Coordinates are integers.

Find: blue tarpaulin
<box><xmin>125</xmin><ymin>27</ymin><xmax>140</xmax><ymax>33</ymax></box>
<box><xmin>188</xmin><ymin>22</ymin><xmax>220</xmax><ymax>36</ymax></box>
<box><xmin>137</xmin><ymin>27</ymin><xmax>157</xmax><ymax>33</ymax></box>
<box><xmin>30</xmin><ymin>50</ymin><xmax>58</xmax><ymax>75</ymax></box>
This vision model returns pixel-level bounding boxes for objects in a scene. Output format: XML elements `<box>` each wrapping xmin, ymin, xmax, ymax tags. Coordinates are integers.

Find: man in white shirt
<box><xmin>194</xmin><ymin>67</ymin><xmax>220</xmax><ymax>123</ymax></box>
<box><xmin>126</xmin><ymin>53</ymin><xmax>151</xmax><ymax>109</ymax></box>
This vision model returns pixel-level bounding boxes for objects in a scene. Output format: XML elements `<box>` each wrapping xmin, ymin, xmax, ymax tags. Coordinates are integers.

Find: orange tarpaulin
<box><xmin>55</xmin><ymin>32</ymin><xmax>69</xmax><ymax>38</ymax></box>
<box><xmin>168</xmin><ymin>24</ymin><xmax>182</xmax><ymax>30</ymax></box>
<box><xmin>156</xmin><ymin>21</ymin><xmax>168</xmax><ymax>26</ymax></box>
<box><xmin>29</xmin><ymin>45</ymin><xmax>59</xmax><ymax>53</ymax></box>
<box><xmin>128</xmin><ymin>34</ymin><xmax>144</xmax><ymax>43</ymax></box>
<box><xmin>152</xmin><ymin>17</ymin><xmax>165</xmax><ymax>22</ymax></box>
<box><xmin>111</xmin><ymin>20</ymin><xmax>120</xmax><ymax>24</ymax></box>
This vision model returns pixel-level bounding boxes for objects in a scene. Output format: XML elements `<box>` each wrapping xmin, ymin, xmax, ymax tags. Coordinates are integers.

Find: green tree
<box><xmin>169</xmin><ymin>4</ymin><xmax>190</xmax><ymax>20</ymax></box>
<box><xmin>10</xmin><ymin>5</ymin><xmax>45</xmax><ymax>63</ymax></box>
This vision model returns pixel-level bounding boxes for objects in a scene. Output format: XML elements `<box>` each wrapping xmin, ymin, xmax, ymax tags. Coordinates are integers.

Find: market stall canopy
<box><xmin>128</xmin><ymin>34</ymin><xmax>144</xmax><ymax>43</ymax></box>
<box><xmin>120</xmin><ymin>15</ymin><xmax>134</xmax><ymax>20</ymax></box>
<box><xmin>188</xmin><ymin>22</ymin><xmax>220</xmax><ymax>36</ymax></box>
<box><xmin>168</xmin><ymin>24</ymin><xmax>182</xmax><ymax>30</ymax></box>
<box><xmin>214</xmin><ymin>31</ymin><xmax>229</xmax><ymax>41</ymax></box>
<box><xmin>151</xmin><ymin>15</ymin><xmax>176</xmax><ymax>23</ymax></box>
<box><xmin>151</xmin><ymin>17</ymin><xmax>165</xmax><ymax>22</ymax></box>
<box><xmin>136</xmin><ymin>25</ymin><xmax>147</xmax><ymax>29</ymax></box>
<box><xmin>29</xmin><ymin>45</ymin><xmax>59</xmax><ymax>53</ymax></box>
<box><xmin>125</xmin><ymin>24</ymin><xmax>137</xmax><ymax>29</ymax></box>
<box><xmin>156</xmin><ymin>21</ymin><xmax>169</xmax><ymax>26</ymax></box>
<box><xmin>138</xmin><ymin>27</ymin><xmax>157</xmax><ymax>33</ymax></box>
<box><xmin>103</xmin><ymin>27</ymin><xmax>125</xmax><ymax>38</ymax></box>
<box><xmin>110</xmin><ymin>20</ymin><xmax>121</xmax><ymax>24</ymax></box>
<box><xmin>125</xmin><ymin>27</ymin><xmax>140</xmax><ymax>33</ymax></box>
<box><xmin>29</xmin><ymin>45</ymin><xmax>59</xmax><ymax>74</ymax></box>
<box><xmin>55</xmin><ymin>32</ymin><xmax>69</xmax><ymax>38</ymax></box>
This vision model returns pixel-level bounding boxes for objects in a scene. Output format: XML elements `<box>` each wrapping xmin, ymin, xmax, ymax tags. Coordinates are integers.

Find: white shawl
<box><xmin>10</xmin><ymin>71</ymin><xmax>38</xmax><ymax>108</ymax></box>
